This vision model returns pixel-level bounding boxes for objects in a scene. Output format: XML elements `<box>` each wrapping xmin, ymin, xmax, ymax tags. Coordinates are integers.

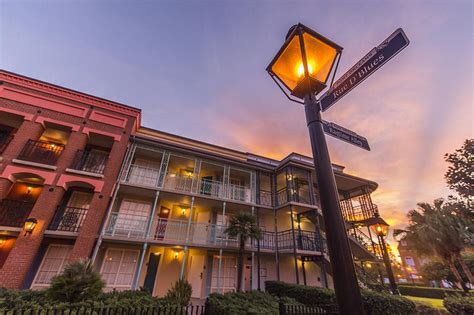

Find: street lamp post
<box><xmin>266</xmin><ymin>23</ymin><xmax>365</xmax><ymax>315</ymax></box>
<box><xmin>371</xmin><ymin>217</ymin><xmax>400</xmax><ymax>295</ymax></box>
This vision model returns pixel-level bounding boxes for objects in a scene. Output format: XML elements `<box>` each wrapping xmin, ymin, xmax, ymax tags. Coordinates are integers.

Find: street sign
<box><xmin>322</xmin><ymin>120</ymin><xmax>370</xmax><ymax>151</ymax></box>
<box><xmin>320</xmin><ymin>28</ymin><xmax>410</xmax><ymax>112</ymax></box>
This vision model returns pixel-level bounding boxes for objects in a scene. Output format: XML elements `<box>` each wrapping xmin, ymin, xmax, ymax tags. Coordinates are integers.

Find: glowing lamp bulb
<box><xmin>297</xmin><ymin>62</ymin><xmax>313</xmax><ymax>78</ymax></box>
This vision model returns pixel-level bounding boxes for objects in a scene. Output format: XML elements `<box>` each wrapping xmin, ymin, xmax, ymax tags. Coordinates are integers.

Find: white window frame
<box><xmin>100</xmin><ymin>248</ymin><xmax>140</xmax><ymax>290</ymax></box>
<box><xmin>32</xmin><ymin>244</ymin><xmax>72</xmax><ymax>287</ymax></box>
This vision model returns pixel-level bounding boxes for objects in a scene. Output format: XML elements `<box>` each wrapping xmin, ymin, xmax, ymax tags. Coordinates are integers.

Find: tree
<box><xmin>402</xmin><ymin>199</ymin><xmax>473</xmax><ymax>290</ymax></box>
<box><xmin>47</xmin><ymin>260</ymin><xmax>105</xmax><ymax>303</ymax></box>
<box><xmin>444</xmin><ymin>139</ymin><xmax>474</xmax><ymax>204</ymax></box>
<box><xmin>225</xmin><ymin>213</ymin><xmax>261</xmax><ymax>292</ymax></box>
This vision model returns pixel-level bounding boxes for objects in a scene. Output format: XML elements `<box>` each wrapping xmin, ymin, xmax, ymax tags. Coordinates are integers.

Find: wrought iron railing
<box><xmin>256</xmin><ymin>231</ymin><xmax>276</xmax><ymax>250</ymax></box>
<box><xmin>259</xmin><ymin>190</ymin><xmax>273</xmax><ymax>206</ymax></box>
<box><xmin>277</xmin><ymin>229</ymin><xmax>325</xmax><ymax>253</ymax></box>
<box><xmin>70</xmin><ymin>150</ymin><xmax>109</xmax><ymax>174</ymax></box>
<box><xmin>17</xmin><ymin>139</ymin><xmax>64</xmax><ymax>165</ymax></box>
<box><xmin>199</xmin><ymin>178</ymin><xmax>224</xmax><ymax>198</ymax></box>
<box><xmin>349</xmin><ymin>227</ymin><xmax>383</xmax><ymax>258</ymax></box>
<box><xmin>228</xmin><ymin>183</ymin><xmax>252</xmax><ymax>203</ymax></box>
<box><xmin>48</xmin><ymin>206</ymin><xmax>88</xmax><ymax>232</ymax></box>
<box><xmin>0</xmin><ymin>199</ymin><xmax>35</xmax><ymax>227</ymax></box>
<box><xmin>276</xmin><ymin>187</ymin><xmax>288</xmax><ymax>206</ymax></box>
<box><xmin>0</xmin><ymin>133</ymin><xmax>13</xmax><ymax>153</ymax></box>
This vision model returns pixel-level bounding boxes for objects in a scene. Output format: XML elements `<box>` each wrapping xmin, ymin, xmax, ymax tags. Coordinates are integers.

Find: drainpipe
<box><xmin>180</xmin><ymin>196</ymin><xmax>195</xmax><ymax>279</ymax></box>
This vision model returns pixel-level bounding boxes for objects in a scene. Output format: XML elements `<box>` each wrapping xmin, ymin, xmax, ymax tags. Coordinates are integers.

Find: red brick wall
<box><xmin>0</xmin><ymin>73</ymin><xmax>139</xmax><ymax>288</ymax></box>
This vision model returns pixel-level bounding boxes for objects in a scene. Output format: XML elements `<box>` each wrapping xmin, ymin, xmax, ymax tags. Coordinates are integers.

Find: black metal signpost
<box><xmin>267</xmin><ymin>24</ymin><xmax>409</xmax><ymax>314</ymax></box>
<box><xmin>322</xmin><ymin>120</ymin><xmax>370</xmax><ymax>151</ymax></box>
<box><xmin>320</xmin><ymin>28</ymin><xmax>410</xmax><ymax>112</ymax></box>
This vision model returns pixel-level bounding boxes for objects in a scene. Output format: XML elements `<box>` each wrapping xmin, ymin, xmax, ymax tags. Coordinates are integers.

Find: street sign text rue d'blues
<box><xmin>320</xmin><ymin>28</ymin><xmax>410</xmax><ymax>112</ymax></box>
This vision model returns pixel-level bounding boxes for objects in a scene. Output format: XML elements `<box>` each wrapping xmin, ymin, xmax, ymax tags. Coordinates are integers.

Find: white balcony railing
<box><xmin>105</xmin><ymin>212</ymin><xmax>149</xmax><ymax>239</ymax></box>
<box><xmin>122</xmin><ymin>164</ymin><xmax>160</xmax><ymax>188</ymax></box>
<box><xmin>122</xmin><ymin>168</ymin><xmax>258</xmax><ymax>204</ymax></box>
<box><xmin>163</xmin><ymin>173</ymin><xmax>193</xmax><ymax>193</ymax></box>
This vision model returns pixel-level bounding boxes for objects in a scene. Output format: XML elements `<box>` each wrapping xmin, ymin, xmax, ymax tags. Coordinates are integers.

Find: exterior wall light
<box><xmin>174</xmin><ymin>251</ymin><xmax>179</xmax><ymax>260</ymax></box>
<box><xmin>24</xmin><ymin>217</ymin><xmax>38</xmax><ymax>235</ymax></box>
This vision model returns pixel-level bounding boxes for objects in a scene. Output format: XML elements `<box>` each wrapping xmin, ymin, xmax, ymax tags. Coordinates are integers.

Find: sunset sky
<box><xmin>1</xmin><ymin>1</ymin><xmax>472</xmax><ymax>242</ymax></box>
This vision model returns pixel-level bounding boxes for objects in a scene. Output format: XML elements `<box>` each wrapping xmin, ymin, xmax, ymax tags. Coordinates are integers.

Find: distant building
<box><xmin>0</xmin><ymin>70</ymin><xmax>389</xmax><ymax>298</ymax></box>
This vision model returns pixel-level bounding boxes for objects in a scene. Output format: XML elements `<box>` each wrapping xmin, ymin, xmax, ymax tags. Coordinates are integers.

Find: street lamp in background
<box><xmin>266</xmin><ymin>23</ymin><xmax>365</xmax><ymax>314</ymax></box>
<box><xmin>371</xmin><ymin>216</ymin><xmax>400</xmax><ymax>294</ymax></box>
<box><xmin>406</xmin><ymin>265</ymin><xmax>415</xmax><ymax>284</ymax></box>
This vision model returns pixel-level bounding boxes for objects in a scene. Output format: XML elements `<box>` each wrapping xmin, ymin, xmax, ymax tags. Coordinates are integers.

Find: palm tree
<box><xmin>225</xmin><ymin>213</ymin><xmax>261</xmax><ymax>292</ymax></box>
<box><xmin>401</xmin><ymin>199</ymin><xmax>473</xmax><ymax>290</ymax></box>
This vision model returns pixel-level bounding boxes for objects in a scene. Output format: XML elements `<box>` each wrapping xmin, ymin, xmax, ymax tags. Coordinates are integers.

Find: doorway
<box><xmin>143</xmin><ymin>252</ymin><xmax>161</xmax><ymax>293</ymax></box>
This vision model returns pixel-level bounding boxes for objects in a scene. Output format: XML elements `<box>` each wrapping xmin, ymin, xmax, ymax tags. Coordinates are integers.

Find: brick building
<box><xmin>0</xmin><ymin>70</ymin><xmax>140</xmax><ymax>289</ymax></box>
<box><xmin>0</xmin><ymin>70</ymin><xmax>388</xmax><ymax>296</ymax></box>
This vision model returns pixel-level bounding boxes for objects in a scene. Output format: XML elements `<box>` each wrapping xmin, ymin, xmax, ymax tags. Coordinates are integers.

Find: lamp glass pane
<box><xmin>271</xmin><ymin>35</ymin><xmax>303</xmax><ymax>91</ymax></box>
<box><xmin>303</xmin><ymin>33</ymin><xmax>338</xmax><ymax>84</ymax></box>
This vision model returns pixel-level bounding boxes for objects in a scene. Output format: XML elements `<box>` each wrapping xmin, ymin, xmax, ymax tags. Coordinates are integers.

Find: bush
<box><xmin>208</xmin><ymin>291</ymin><xmax>301</xmax><ymax>315</ymax></box>
<box><xmin>0</xmin><ymin>287</ymin><xmax>168</xmax><ymax>311</ymax></box>
<box><xmin>265</xmin><ymin>281</ymin><xmax>335</xmax><ymax>306</ymax></box>
<box><xmin>47</xmin><ymin>260</ymin><xmax>105</xmax><ymax>303</ymax></box>
<box><xmin>444</xmin><ymin>295</ymin><xmax>474</xmax><ymax>314</ymax></box>
<box><xmin>265</xmin><ymin>281</ymin><xmax>418</xmax><ymax>315</ymax></box>
<box><xmin>164</xmin><ymin>279</ymin><xmax>192</xmax><ymax>306</ymax></box>
<box><xmin>398</xmin><ymin>285</ymin><xmax>465</xmax><ymax>299</ymax></box>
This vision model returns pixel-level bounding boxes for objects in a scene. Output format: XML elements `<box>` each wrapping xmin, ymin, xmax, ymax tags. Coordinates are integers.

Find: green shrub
<box><xmin>164</xmin><ymin>279</ymin><xmax>192</xmax><ymax>306</ymax></box>
<box><xmin>362</xmin><ymin>290</ymin><xmax>417</xmax><ymax>315</ymax></box>
<box><xmin>265</xmin><ymin>281</ymin><xmax>335</xmax><ymax>306</ymax></box>
<box><xmin>0</xmin><ymin>287</ymin><xmax>168</xmax><ymax>311</ymax></box>
<box><xmin>47</xmin><ymin>260</ymin><xmax>105</xmax><ymax>303</ymax></box>
<box><xmin>265</xmin><ymin>281</ymin><xmax>418</xmax><ymax>315</ymax></box>
<box><xmin>398</xmin><ymin>285</ymin><xmax>465</xmax><ymax>299</ymax></box>
<box><xmin>444</xmin><ymin>294</ymin><xmax>474</xmax><ymax>314</ymax></box>
<box><xmin>208</xmin><ymin>291</ymin><xmax>301</xmax><ymax>315</ymax></box>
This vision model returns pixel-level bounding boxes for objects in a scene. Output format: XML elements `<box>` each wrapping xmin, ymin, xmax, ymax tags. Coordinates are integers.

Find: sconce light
<box><xmin>181</xmin><ymin>207</ymin><xmax>187</xmax><ymax>216</ymax></box>
<box><xmin>0</xmin><ymin>238</ymin><xmax>6</xmax><ymax>246</ymax></box>
<box><xmin>174</xmin><ymin>251</ymin><xmax>179</xmax><ymax>260</ymax></box>
<box><xmin>365</xmin><ymin>262</ymin><xmax>372</xmax><ymax>269</ymax></box>
<box><xmin>24</xmin><ymin>217</ymin><xmax>38</xmax><ymax>236</ymax></box>
<box><xmin>287</xmin><ymin>174</ymin><xmax>293</xmax><ymax>181</ymax></box>
<box><xmin>26</xmin><ymin>186</ymin><xmax>32</xmax><ymax>195</ymax></box>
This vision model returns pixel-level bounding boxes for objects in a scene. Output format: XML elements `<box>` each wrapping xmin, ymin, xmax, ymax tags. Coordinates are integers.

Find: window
<box><xmin>33</xmin><ymin>245</ymin><xmax>72</xmax><ymax>286</ymax></box>
<box><xmin>211</xmin><ymin>256</ymin><xmax>236</xmax><ymax>293</ymax></box>
<box><xmin>100</xmin><ymin>249</ymin><xmax>139</xmax><ymax>290</ymax></box>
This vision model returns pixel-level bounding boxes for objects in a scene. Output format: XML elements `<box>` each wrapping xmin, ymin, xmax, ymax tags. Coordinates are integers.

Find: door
<box><xmin>187</xmin><ymin>254</ymin><xmax>205</xmax><ymax>298</ymax></box>
<box><xmin>143</xmin><ymin>253</ymin><xmax>161</xmax><ymax>293</ymax></box>
<box><xmin>154</xmin><ymin>206</ymin><xmax>171</xmax><ymax>240</ymax></box>
<box><xmin>244</xmin><ymin>264</ymin><xmax>252</xmax><ymax>292</ymax></box>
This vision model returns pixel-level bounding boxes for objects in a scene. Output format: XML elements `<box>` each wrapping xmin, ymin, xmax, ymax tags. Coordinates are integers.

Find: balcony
<box><xmin>48</xmin><ymin>206</ymin><xmax>88</xmax><ymax>232</ymax></box>
<box><xmin>0</xmin><ymin>199</ymin><xmax>35</xmax><ymax>227</ymax></box>
<box><xmin>163</xmin><ymin>173</ymin><xmax>193</xmax><ymax>193</ymax></box>
<box><xmin>277</xmin><ymin>229</ymin><xmax>326</xmax><ymax>253</ymax></box>
<box><xmin>122</xmin><ymin>164</ymin><xmax>160</xmax><ymax>188</ymax></box>
<box><xmin>259</xmin><ymin>190</ymin><xmax>272</xmax><ymax>207</ymax></box>
<box><xmin>105</xmin><ymin>212</ymin><xmax>149</xmax><ymax>239</ymax></box>
<box><xmin>69</xmin><ymin>150</ymin><xmax>109</xmax><ymax>175</ymax></box>
<box><xmin>341</xmin><ymin>201</ymin><xmax>379</xmax><ymax>223</ymax></box>
<box><xmin>104</xmin><ymin>215</ymin><xmax>325</xmax><ymax>254</ymax></box>
<box><xmin>17</xmin><ymin>139</ymin><xmax>64</xmax><ymax>165</ymax></box>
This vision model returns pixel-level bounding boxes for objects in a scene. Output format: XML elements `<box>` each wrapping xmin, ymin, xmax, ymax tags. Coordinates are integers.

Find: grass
<box><xmin>405</xmin><ymin>295</ymin><xmax>445</xmax><ymax>309</ymax></box>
